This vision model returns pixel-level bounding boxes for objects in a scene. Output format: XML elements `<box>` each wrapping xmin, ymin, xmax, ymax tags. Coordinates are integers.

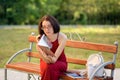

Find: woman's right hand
<box><xmin>36</xmin><ymin>45</ymin><xmax>52</xmax><ymax>63</ymax></box>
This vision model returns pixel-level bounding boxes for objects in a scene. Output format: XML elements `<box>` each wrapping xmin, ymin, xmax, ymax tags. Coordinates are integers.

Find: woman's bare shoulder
<box><xmin>59</xmin><ymin>32</ymin><xmax>67</xmax><ymax>40</ymax></box>
<box><xmin>58</xmin><ymin>32</ymin><xmax>67</xmax><ymax>44</ymax></box>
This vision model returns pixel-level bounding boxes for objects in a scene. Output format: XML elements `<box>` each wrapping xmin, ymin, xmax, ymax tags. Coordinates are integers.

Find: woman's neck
<box><xmin>47</xmin><ymin>33</ymin><xmax>58</xmax><ymax>42</ymax></box>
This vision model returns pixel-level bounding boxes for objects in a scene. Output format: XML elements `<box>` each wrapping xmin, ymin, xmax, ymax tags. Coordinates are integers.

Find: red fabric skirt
<box><xmin>40</xmin><ymin>59</ymin><xmax>67</xmax><ymax>80</ymax></box>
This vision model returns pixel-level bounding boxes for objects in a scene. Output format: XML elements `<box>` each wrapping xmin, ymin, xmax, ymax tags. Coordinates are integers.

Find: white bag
<box><xmin>86</xmin><ymin>53</ymin><xmax>104</xmax><ymax>78</ymax></box>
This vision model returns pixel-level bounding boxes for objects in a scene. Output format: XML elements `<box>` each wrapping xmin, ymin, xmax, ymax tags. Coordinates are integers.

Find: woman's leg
<box><xmin>41</xmin><ymin>61</ymin><xmax>67</xmax><ymax>80</ymax></box>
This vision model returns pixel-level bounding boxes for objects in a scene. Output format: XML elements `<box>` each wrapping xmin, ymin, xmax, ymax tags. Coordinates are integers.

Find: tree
<box><xmin>0</xmin><ymin>0</ymin><xmax>120</xmax><ymax>25</ymax></box>
<box><xmin>0</xmin><ymin>0</ymin><xmax>62</xmax><ymax>24</ymax></box>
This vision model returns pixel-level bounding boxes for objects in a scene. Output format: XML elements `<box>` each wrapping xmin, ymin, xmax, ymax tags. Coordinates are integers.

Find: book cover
<box><xmin>65</xmin><ymin>72</ymin><xmax>84</xmax><ymax>78</ymax></box>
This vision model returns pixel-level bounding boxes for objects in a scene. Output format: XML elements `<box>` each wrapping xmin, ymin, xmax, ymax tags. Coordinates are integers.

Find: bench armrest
<box><xmin>89</xmin><ymin>61</ymin><xmax>114</xmax><ymax>80</ymax></box>
<box><xmin>6</xmin><ymin>48</ymin><xmax>30</xmax><ymax>64</ymax></box>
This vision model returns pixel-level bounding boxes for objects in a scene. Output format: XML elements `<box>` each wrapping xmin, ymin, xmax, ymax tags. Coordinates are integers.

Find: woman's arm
<box><xmin>50</xmin><ymin>32</ymin><xmax>67</xmax><ymax>63</ymax></box>
<box><xmin>36</xmin><ymin>43</ymin><xmax>52</xmax><ymax>63</ymax></box>
<box><xmin>39</xmin><ymin>46</ymin><xmax>55</xmax><ymax>57</ymax></box>
<box><xmin>36</xmin><ymin>34</ymin><xmax>53</xmax><ymax>63</ymax></box>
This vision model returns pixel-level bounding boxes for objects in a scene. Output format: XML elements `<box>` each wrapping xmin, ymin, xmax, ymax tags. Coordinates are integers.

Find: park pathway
<box><xmin>0</xmin><ymin>68</ymin><xmax>120</xmax><ymax>80</ymax></box>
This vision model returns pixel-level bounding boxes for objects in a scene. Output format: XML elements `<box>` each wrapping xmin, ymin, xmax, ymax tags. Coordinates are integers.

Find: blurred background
<box><xmin>0</xmin><ymin>0</ymin><xmax>120</xmax><ymax>25</ymax></box>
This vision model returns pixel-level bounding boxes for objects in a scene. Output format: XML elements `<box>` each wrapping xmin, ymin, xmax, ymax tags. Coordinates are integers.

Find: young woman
<box><xmin>36</xmin><ymin>15</ymin><xmax>68</xmax><ymax>80</ymax></box>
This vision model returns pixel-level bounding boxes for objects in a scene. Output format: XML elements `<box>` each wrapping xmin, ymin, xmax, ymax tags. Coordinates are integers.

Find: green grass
<box><xmin>0</xmin><ymin>26</ymin><xmax>120</xmax><ymax>69</ymax></box>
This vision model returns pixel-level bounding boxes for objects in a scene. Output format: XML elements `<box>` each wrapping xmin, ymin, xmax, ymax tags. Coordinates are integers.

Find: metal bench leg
<box><xmin>38</xmin><ymin>76</ymin><xmax>41</xmax><ymax>80</ymax></box>
<box><xmin>28</xmin><ymin>74</ymin><xmax>31</xmax><ymax>80</ymax></box>
<box><xmin>5</xmin><ymin>68</ymin><xmax>7</xmax><ymax>80</ymax></box>
<box><xmin>111</xmin><ymin>69</ymin><xmax>114</xmax><ymax>79</ymax></box>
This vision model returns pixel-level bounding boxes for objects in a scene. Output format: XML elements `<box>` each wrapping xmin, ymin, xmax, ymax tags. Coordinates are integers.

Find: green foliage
<box><xmin>0</xmin><ymin>0</ymin><xmax>120</xmax><ymax>24</ymax></box>
<box><xmin>86</xmin><ymin>0</ymin><xmax>120</xmax><ymax>24</ymax></box>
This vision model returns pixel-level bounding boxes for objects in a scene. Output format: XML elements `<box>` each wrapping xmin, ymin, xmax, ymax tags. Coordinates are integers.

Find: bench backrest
<box><xmin>27</xmin><ymin>35</ymin><xmax>118</xmax><ymax>70</ymax></box>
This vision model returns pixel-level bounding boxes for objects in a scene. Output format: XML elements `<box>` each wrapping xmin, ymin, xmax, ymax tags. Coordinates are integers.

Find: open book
<box><xmin>65</xmin><ymin>72</ymin><xmax>84</xmax><ymax>78</ymax></box>
<box><xmin>38</xmin><ymin>34</ymin><xmax>54</xmax><ymax>56</ymax></box>
<box><xmin>38</xmin><ymin>34</ymin><xmax>52</xmax><ymax>48</ymax></box>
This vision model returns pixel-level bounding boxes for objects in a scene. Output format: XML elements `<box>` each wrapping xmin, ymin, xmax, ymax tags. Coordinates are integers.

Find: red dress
<box><xmin>40</xmin><ymin>36</ymin><xmax>67</xmax><ymax>80</ymax></box>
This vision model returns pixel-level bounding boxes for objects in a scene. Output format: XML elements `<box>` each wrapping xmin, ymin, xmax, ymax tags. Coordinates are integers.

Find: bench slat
<box><xmin>29</xmin><ymin>35</ymin><xmax>37</xmax><ymax>43</ymax></box>
<box><xmin>66</xmin><ymin>40</ymin><xmax>117</xmax><ymax>53</ymax></box>
<box><xmin>67</xmin><ymin>57</ymin><xmax>87</xmax><ymax>65</ymax></box>
<box><xmin>6</xmin><ymin>62</ymin><xmax>40</xmax><ymax>74</ymax></box>
<box><xmin>28</xmin><ymin>35</ymin><xmax>117</xmax><ymax>54</ymax></box>
<box><xmin>26</xmin><ymin>52</ymin><xmax>41</xmax><ymax>58</ymax></box>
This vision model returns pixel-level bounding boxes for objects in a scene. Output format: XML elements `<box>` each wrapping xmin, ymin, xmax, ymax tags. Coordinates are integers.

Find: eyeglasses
<box><xmin>41</xmin><ymin>26</ymin><xmax>52</xmax><ymax>30</ymax></box>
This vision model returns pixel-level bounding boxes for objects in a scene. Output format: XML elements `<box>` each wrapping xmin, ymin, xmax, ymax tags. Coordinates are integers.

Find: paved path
<box><xmin>0</xmin><ymin>69</ymin><xmax>39</xmax><ymax>80</ymax></box>
<box><xmin>0</xmin><ymin>68</ymin><xmax>120</xmax><ymax>80</ymax></box>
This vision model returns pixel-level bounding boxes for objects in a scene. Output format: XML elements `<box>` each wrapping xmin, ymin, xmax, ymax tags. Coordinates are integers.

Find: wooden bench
<box><xmin>5</xmin><ymin>34</ymin><xmax>118</xmax><ymax>80</ymax></box>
